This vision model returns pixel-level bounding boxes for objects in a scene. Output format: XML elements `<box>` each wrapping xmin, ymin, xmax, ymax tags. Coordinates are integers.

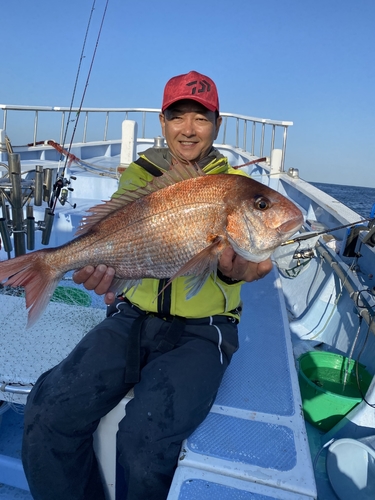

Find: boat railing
<box><xmin>0</xmin><ymin>105</ymin><xmax>293</xmax><ymax>171</ymax></box>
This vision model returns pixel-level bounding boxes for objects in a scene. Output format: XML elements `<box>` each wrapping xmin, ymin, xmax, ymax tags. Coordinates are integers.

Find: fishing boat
<box><xmin>1</xmin><ymin>104</ymin><xmax>374</xmax><ymax>500</ymax></box>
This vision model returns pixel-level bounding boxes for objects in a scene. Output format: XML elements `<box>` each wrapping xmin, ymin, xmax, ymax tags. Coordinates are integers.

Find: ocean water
<box><xmin>312</xmin><ymin>182</ymin><xmax>375</xmax><ymax>219</ymax></box>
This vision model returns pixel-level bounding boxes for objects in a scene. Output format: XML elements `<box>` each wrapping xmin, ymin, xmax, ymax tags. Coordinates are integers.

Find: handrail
<box><xmin>0</xmin><ymin>104</ymin><xmax>293</xmax><ymax>171</ymax></box>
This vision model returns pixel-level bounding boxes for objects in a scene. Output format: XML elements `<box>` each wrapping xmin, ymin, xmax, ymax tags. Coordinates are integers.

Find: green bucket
<box><xmin>298</xmin><ymin>351</ymin><xmax>372</xmax><ymax>432</ymax></box>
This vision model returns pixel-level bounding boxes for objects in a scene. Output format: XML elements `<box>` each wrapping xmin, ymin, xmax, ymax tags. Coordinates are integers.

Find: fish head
<box><xmin>225</xmin><ymin>178</ymin><xmax>304</xmax><ymax>262</ymax></box>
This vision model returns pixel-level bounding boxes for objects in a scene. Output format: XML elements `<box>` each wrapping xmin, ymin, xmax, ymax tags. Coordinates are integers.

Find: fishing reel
<box><xmin>292</xmin><ymin>248</ymin><xmax>315</xmax><ymax>263</ymax></box>
<box><xmin>49</xmin><ymin>175</ymin><xmax>77</xmax><ymax>210</ymax></box>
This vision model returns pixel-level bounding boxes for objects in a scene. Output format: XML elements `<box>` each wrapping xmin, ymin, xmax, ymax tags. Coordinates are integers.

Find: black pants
<box><xmin>22</xmin><ymin>301</ymin><xmax>238</xmax><ymax>500</ymax></box>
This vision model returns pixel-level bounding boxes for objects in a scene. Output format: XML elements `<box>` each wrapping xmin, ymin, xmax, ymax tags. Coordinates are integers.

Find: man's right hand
<box><xmin>73</xmin><ymin>265</ymin><xmax>116</xmax><ymax>305</ymax></box>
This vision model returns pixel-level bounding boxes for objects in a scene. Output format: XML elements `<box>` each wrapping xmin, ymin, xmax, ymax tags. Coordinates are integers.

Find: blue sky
<box><xmin>2</xmin><ymin>0</ymin><xmax>374</xmax><ymax>187</ymax></box>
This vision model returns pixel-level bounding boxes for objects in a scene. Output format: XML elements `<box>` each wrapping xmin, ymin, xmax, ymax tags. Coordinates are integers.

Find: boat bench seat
<box><xmin>166</xmin><ymin>267</ymin><xmax>316</xmax><ymax>499</ymax></box>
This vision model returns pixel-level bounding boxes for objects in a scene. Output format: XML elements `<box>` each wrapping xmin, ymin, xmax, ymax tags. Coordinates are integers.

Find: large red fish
<box><xmin>0</xmin><ymin>163</ymin><xmax>303</xmax><ymax>326</ymax></box>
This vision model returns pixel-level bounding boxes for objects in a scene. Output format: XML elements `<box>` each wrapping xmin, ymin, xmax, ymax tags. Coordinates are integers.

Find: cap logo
<box><xmin>186</xmin><ymin>79</ymin><xmax>211</xmax><ymax>95</ymax></box>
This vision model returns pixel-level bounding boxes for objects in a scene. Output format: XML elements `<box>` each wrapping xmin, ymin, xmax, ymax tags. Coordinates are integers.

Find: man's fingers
<box><xmin>94</xmin><ymin>266</ymin><xmax>116</xmax><ymax>295</ymax></box>
<box><xmin>72</xmin><ymin>265</ymin><xmax>115</xmax><ymax>295</ymax></box>
<box><xmin>218</xmin><ymin>247</ymin><xmax>236</xmax><ymax>272</ymax></box>
<box><xmin>72</xmin><ymin>265</ymin><xmax>95</xmax><ymax>285</ymax></box>
<box><xmin>256</xmin><ymin>258</ymin><xmax>273</xmax><ymax>279</ymax></box>
<box><xmin>104</xmin><ymin>291</ymin><xmax>116</xmax><ymax>305</ymax></box>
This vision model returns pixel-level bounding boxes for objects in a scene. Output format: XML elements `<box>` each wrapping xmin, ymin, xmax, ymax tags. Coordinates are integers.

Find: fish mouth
<box><xmin>277</xmin><ymin>215</ymin><xmax>304</xmax><ymax>236</ymax></box>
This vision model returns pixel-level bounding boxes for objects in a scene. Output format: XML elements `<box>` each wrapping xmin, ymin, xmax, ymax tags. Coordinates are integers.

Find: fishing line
<box><xmin>304</xmin><ymin>256</ymin><xmax>357</xmax><ymax>341</ymax></box>
<box><xmin>281</xmin><ymin>218</ymin><xmax>374</xmax><ymax>246</ymax></box>
<box><xmin>50</xmin><ymin>0</ymin><xmax>110</xmax><ymax>213</ymax></box>
<box><xmin>59</xmin><ymin>1</ymin><xmax>97</xmax><ymax>165</ymax></box>
<box><xmin>63</xmin><ymin>0</ymin><xmax>110</xmax><ymax>171</ymax></box>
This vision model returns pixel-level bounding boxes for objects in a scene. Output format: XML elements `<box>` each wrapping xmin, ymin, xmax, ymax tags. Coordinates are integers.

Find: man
<box><xmin>22</xmin><ymin>71</ymin><xmax>272</xmax><ymax>500</ymax></box>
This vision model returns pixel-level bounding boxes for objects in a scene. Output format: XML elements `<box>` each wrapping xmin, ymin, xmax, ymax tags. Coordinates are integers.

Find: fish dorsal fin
<box><xmin>75</xmin><ymin>162</ymin><xmax>204</xmax><ymax>236</ymax></box>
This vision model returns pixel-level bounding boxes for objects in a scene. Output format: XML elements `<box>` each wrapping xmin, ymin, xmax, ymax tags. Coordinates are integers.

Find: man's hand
<box><xmin>218</xmin><ymin>247</ymin><xmax>273</xmax><ymax>283</ymax></box>
<box><xmin>73</xmin><ymin>265</ymin><xmax>116</xmax><ymax>305</ymax></box>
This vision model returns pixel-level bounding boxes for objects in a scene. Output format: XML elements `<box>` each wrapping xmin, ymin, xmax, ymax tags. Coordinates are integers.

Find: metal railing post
<box><xmin>60</xmin><ymin>112</ymin><xmax>65</xmax><ymax>145</ymax></box>
<box><xmin>222</xmin><ymin>117</ymin><xmax>227</xmax><ymax>144</ymax></box>
<box><xmin>33</xmin><ymin>111</ymin><xmax>39</xmax><ymax>146</ymax></box>
<box><xmin>243</xmin><ymin>120</ymin><xmax>247</xmax><ymax>151</ymax></box>
<box><xmin>104</xmin><ymin>112</ymin><xmax>109</xmax><ymax>141</ymax></box>
<box><xmin>83</xmin><ymin>112</ymin><xmax>89</xmax><ymax>143</ymax></box>
<box><xmin>260</xmin><ymin>122</ymin><xmax>265</xmax><ymax>157</ymax></box>
<box><xmin>270</xmin><ymin>124</ymin><xmax>276</xmax><ymax>158</ymax></box>
<box><xmin>251</xmin><ymin>121</ymin><xmax>256</xmax><ymax>156</ymax></box>
<box><xmin>281</xmin><ymin>126</ymin><xmax>289</xmax><ymax>172</ymax></box>
<box><xmin>2</xmin><ymin>109</ymin><xmax>7</xmax><ymax>130</ymax></box>
<box><xmin>142</xmin><ymin>112</ymin><xmax>146</xmax><ymax>138</ymax></box>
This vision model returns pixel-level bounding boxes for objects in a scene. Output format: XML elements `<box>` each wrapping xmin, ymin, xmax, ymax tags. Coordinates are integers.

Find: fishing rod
<box><xmin>50</xmin><ymin>0</ymin><xmax>110</xmax><ymax>213</ymax></box>
<box><xmin>232</xmin><ymin>157</ymin><xmax>267</xmax><ymax>169</ymax></box>
<box><xmin>281</xmin><ymin>217</ymin><xmax>374</xmax><ymax>246</ymax></box>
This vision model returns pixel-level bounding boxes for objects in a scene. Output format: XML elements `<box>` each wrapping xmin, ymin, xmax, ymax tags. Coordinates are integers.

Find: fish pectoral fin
<box><xmin>157</xmin><ymin>237</ymin><xmax>223</xmax><ymax>300</ymax></box>
<box><xmin>183</xmin><ymin>271</ymin><xmax>213</xmax><ymax>299</ymax></box>
<box><xmin>109</xmin><ymin>278</ymin><xmax>142</xmax><ymax>297</ymax></box>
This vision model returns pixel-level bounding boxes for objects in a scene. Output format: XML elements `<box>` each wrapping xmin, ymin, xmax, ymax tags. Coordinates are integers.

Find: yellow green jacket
<box><xmin>114</xmin><ymin>147</ymin><xmax>247</xmax><ymax>321</ymax></box>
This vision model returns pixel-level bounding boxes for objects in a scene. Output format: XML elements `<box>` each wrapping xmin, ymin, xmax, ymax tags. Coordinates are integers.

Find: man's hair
<box><xmin>163</xmin><ymin>105</ymin><xmax>220</xmax><ymax>121</ymax></box>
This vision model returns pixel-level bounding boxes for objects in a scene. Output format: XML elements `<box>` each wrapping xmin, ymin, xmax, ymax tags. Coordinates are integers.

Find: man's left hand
<box><xmin>218</xmin><ymin>247</ymin><xmax>273</xmax><ymax>283</ymax></box>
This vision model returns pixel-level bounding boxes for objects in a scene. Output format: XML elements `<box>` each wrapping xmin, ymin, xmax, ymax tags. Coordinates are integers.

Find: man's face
<box><xmin>159</xmin><ymin>100</ymin><xmax>222</xmax><ymax>164</ymax></box>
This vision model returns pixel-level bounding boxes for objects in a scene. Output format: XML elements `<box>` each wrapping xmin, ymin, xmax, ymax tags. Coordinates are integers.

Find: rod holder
<box><xmin>34</xmin><ymin>165</ymin><xmax>44</xmax><ymax>206</ymax></box>
<box><xmin>8</xmin><ymin>153</ymin><xmax>26</xmax><ymax>256</ymax></box>
<box><xmin>41</xmin><ymin>208</ymin><xmax>54</xmax><ymax>245</ymax></box>
<box><xmin>43</xmin><ymin>169</ymin><xmax>53</xmax><ymax>203</ymax></box>
<box><xmin>26</xmin><ymin>217</ymin><xmax>35</xmax><ymax>250</ymax></box>
<box><xmin>0</xmin><ymin>218</ymin><xmax>13</xmax><ymax>253</ymax></box>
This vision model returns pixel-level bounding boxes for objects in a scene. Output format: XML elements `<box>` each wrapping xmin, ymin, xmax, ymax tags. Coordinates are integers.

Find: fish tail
<box><xmin>0</xmin><ymin>249</ymin><xmax>63</xmax><ymax>328</ymax></box>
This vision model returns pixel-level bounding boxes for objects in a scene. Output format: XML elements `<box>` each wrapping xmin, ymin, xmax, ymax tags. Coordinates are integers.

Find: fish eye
<box><xmin>254</xmin><ymin>197</ymin><xmax>269</xmax><ymax>210</ymax></box>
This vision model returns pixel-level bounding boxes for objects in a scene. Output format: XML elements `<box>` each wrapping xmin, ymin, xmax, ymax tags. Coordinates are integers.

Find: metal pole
<box><xmin>142</xmin><ymin>112</ymin><xmax>146</xmax><ymax>138</ymax></box>
<box><xmin>33</xmin><ymin>111</ymin><xmax>39</xmax><ymax>147</ymax></box>
<box><xmin>222</xmin><ymin>117</ymin><xmax>227</xmax><ymax>144</ymax></box>
<box><xmin>26</xmin><ymin>211</ymin><xmax>35</xmax><ymax>251</ymax></box>
<box><xmin>260</xmin><ymin>122</ymin><xmax>265</xmax><ymax>157</ymax></box>
<box><xmin>41</xmin><ymin>208</ymin><xmax>54</xmax><ymax>245</ymax></box>
<box><xmin>0</xmin><ymin>218</ymin><xmax>12</xmax><ymax>253</ymax></box>
<box><xmin>281</xmin><ymin>126</ymin><xmax>288</xmax><ymax>172</ymax></box>
<box><xmin>270</xmin><ymin>125</ymin><xmax>276</xmax><ymax>158</ymax></box>
<box><xmin>60</xmin><ymin>112</ymin><xmax>65</xmax><ymax>145</ymax></box>
<box><xmin>104</xmin><ymin>112</ymin><xmax>109</xmax><ymax>141</ymax></box>
<box><xmin>34</xmin><ymin>165</ymin><xmax>44</xmax><ymax>206</ymax></box>
<box><xmin>316</xmin><ymin>243</ymin><xmax>375</xmax><ymax>336</ymax></box>
<box><xmin>43</xmin><ymin>168</ymin><xmax>53</xmax><ymax>203</ymax></box>
<box><xmin>2</xmin><ymin>109</ymin><xmax>7</xmax><ymax>130</ymax></box>
<box><xmin>83</xmin><ymin>112</ymin><xmax>88</xmax><ymax>143</ymax></box>
<box><xmin>251</xmin><ymin>122</ymin><xmax>256</xmax><ymax>156</ymax></box>
<box><xmin>8</xmin><ymin>153</ymin><xmax>26</xmax><ymax>256</ymax></box>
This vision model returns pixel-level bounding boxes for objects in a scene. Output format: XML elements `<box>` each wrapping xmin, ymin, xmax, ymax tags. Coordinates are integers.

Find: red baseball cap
<box><xmin>162</xmin><ymin>71</ymin><xmax>219</xmax><ymax>113</ymax></box>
